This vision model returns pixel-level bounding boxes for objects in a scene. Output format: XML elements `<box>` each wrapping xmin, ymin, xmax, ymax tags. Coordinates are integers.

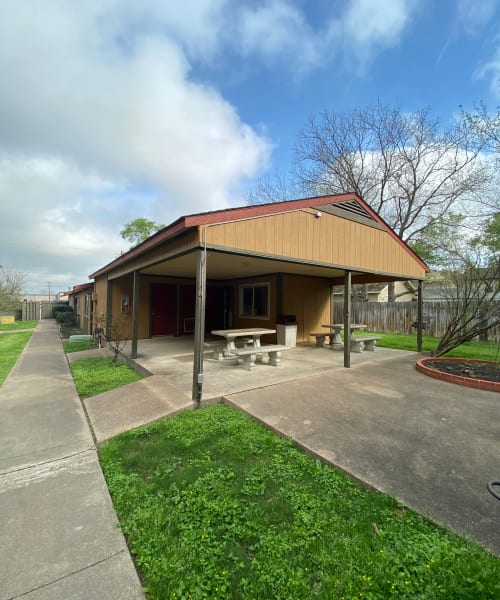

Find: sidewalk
<box><xmin>0</xmin><ymin>321</ymin><xmax>144</xmax><ymax>600</ymax></box>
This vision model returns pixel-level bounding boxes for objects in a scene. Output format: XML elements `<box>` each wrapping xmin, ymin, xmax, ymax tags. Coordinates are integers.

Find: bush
<box><xmin>52</xmin><ymin>303</ymin><xmax>72</xmax><ymax>318</ymax></box>
<box><xmin>53</xmin><ymin>305</ymin><xmax>76</xmax><ymax>327</ymax></box>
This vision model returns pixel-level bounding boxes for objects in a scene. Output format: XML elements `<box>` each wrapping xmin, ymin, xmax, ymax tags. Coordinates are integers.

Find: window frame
<box><xmin>239</xmin><ymin>282</ymin><xmax>270</xmax><ymax>320</ymax></box>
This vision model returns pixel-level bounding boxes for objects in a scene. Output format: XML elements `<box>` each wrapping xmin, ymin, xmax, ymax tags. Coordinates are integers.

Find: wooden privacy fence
<box><xmin>333</xmin><ymin>301</ymin><xmax>500</xmax><ymax>341</ymax></box>
<box><xmin>22</xmin><ymin>301</ymin><xmax>55</xmax><ymax>320</ymax></box>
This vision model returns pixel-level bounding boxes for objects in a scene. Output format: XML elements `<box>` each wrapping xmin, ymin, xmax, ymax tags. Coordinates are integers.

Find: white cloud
<box><xmin>234</xmin><ymin>0</ymin><xmax>420</xmax><ymax>75</ymax></box>
<box><xmin>0</xmin><ymin>1</ymin><xmax>273</xmax><ymax>286</ymax></box>
<box><xmin>478</xmin><ymin>47</ymin><xmax>500</xmax><ymax>97</ymax></box>
<box><xmin>237</xmin><ymin>1</ymin><xmax>321</xmax><ymax>73</ymax></box>
<box><xmin>0</xmin><ymin>0</ymin><xmax>424</xmax><ymax>289</ymax></box>
<box><xmin>338</xmin><ymin>0</ymin><xmax>419</xmax><ymax>54</ymax></box>
<box><xmin>457</xmin><ymin>0</ymin><xmax>498</xmax><ymax>35</ymax></box>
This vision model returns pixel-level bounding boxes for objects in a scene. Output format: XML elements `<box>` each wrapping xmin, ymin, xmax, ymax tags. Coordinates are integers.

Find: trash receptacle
<box><xmin>276</xmin><ymin>314</ymin><xmax>297</xmax><ymax>348</ymax></box>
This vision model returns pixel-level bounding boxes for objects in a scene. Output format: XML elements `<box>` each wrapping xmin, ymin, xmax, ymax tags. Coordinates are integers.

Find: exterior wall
<box><xmin>95</xmin><ymin>271</ymin><xmax>331</xmax><ymax>344</ymax></box>
<box><xmin>97</xmin><ymin>274</ymin><xmax>199</xmax><ymax>340</ymax></box>
<box><xmin>282</xmin><ymin>275</ymin><xmax>331</xmax><ymax>343</ymax></box>
<box><xmin>204</xmin><ymin>211</ymin><xmax>426</xmax><ymax>279</ymax></box>
<box><xmin>93</xmin><ymin>276</ymin><xmax>109</xmax><ymax>333</ymax></box>
<box><xmin>72</xmin><ymin>288</ymin><xmax>93</xmax><ymax>333</ymax></box>
<box><xmin>107</xmin><ymin>231</ymin><xmax>200</xmax><ymax>280</ymax></box>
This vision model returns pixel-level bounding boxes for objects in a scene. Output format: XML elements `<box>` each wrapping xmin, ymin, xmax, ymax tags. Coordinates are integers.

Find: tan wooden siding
<box><xmin>203</xmin><ymin>211</ymin><xmax>425</xmax><ymax>279</ymax></box>
<box><xmin>282</xmin><ymin>275</ymin><xmax>331</xmax><ymax>343</ymax></box>
<box><xmin>111</xmin><ymin>275</ymin><xmax>134</xmax><ymax>339</ymax></box>
<box><xmin>93</xmin><ymin>276</ymin><xmax>109</xmax><ymax>331</ymax></box>
<box><xmin>108</xmin><ymin>231</ymin><xmax>200</xmax><ymax>280</ymax></box>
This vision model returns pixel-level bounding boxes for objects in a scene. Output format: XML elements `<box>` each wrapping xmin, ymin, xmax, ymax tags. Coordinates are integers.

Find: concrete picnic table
<box><xmin>211</xmin><ymin>328</ymin><xmax>276</xmax><ymax>357</ymax></box>
<box><xmin>321</xmin><ymin>323</ymin><xmax>367</xmax><ymax>350</ymax></box>
<box><xmin>211</xmin><ymin>327</ymin><xmax>276</xmax><ymax>362</ymax></box>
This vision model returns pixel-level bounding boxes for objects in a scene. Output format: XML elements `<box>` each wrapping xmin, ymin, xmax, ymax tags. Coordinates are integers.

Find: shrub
<box><xmin>52</xmin><ymin>303</ymin><xmax>73</xmax><ymax>319</ymax></box>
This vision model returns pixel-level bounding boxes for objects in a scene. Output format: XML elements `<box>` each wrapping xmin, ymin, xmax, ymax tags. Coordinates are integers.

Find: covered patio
<box><xmin>83</xmin><ymin>336</ymin><xmax>416</xmax><ymax>443</ymax></box>
<box><xmin>89</xmin><ymin>193</ymin><xmax>428</xmax><ymax>403</ymax></box>
<box><xmin>128</xmin><ymin>335</ymin><xmax>414</xmax><ymax>395</ymax></box>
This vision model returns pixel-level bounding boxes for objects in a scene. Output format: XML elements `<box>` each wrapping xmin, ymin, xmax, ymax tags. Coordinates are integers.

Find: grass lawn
<box><xmin>63</xmin><ymin>340</ymin><xmax>97</xmax><ymax>353</ymax></box>
<box><xmin>0</xmin><ymin>319</ymin><xmax>37</xmax><ymax>331</ymax></box>
<box><xmin>362</xmin><ymin>332</ymin><xmax>500</xmax><ymax>361</ymax></box>
<box><xmin>0</xmin><ymin>331</ymin><xmax>32</xmax><ymax>386</ymax></box>
<box><xmin>100</xmin><ymin>404</ymin><xmax>500</xmax><ymax>600</ymax></box>
<box><xmin>69</xmin><ymin>357</ymin><xmax>143</xmax><ymax>399</ymax></box>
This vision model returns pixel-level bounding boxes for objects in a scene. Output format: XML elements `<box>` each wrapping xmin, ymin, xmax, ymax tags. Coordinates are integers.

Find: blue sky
<box><xmin>0</xmin><ymin>0</ymin><xmax>498</xmax><ymax>294</ymax></box>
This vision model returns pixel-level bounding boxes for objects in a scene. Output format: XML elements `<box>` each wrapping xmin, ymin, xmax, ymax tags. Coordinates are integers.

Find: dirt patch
<box><xmin>416</xmin><ymin>357</ymin><xmax>500</xmax><ymax>392</ymax></box>
<box><xmin>425</xmin><ymin>359</ymin><xmax>500</xmax><ymax>383</ymax></box>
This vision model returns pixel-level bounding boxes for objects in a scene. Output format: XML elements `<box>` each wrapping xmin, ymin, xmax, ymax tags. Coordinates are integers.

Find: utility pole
<box><xmin>48</xmin><ymin>282</ymin><xmax>51</xmax><ymax>301</ymax></box>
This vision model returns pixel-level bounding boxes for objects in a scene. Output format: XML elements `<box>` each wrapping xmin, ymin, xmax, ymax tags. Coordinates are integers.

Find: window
<box><xmin>239</xmin><ymin>283</ymin><xmax>270</xmax><ymax>319</ymax></box>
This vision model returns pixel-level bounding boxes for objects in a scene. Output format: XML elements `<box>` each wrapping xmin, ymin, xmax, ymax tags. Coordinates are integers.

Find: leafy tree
<box><xmin>120</xmin><ymin>218</ymin><xmax>165</xmax><ymax>248</ymax></box>
<box><xmin>0</xmin><ymin>269</ymin><xmax>25</xmax><ymax>312</ymax></box>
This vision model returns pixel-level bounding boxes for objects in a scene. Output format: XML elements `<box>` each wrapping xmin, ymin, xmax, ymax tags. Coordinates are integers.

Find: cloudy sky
<box><xmin>1</xmin><ymin>0</ymin><xmax>499</xmax><ymax>294</ymax></box>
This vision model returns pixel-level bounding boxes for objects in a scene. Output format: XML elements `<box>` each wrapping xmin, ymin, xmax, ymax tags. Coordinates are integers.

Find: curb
<box><xmin>415</xmin><ymin>357</ymin><xmax>500</xmax><ymax>392</ymax></box>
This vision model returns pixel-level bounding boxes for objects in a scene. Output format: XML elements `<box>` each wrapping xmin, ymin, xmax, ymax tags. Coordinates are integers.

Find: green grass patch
<box><xmin>69</xmin><ymin>357</ymin><xmax>143</xmax><ymax>399</ymax></box>
<box><xmin>100</xmin><ymin>404</ymin><xmax>500</xmax><ymax>600</ymax></box>
<box><xmin>362</xmin><ymin>331</ymin><xmax>500</xmax><ymax>360</ymax></box>
<box><xmin>0</xmin><ymin>320</ymin><xmax>37</xmax><ymax>331</ymax></box>
<box><xmin>0</xmin><ymin>331</ymin><xmax>32</xmax><ymax>386</ymax></box>
<box><xmin>63</xmin><ymin>340</ymin><xmax>97</xmax><ymax>353</ymax></box>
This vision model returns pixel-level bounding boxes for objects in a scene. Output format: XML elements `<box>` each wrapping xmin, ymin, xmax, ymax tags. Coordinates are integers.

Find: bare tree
<box><xmin>294</xmin><ymin>103</ymin><xmax>488</xmax><ymax>241</ymax></box>
<box><xmin>461</xmin><ymin>103</ymin><xmax>500</xmax><ymax>215</ymax></box>
<box><xmin>462</xmin><ymin>103</ymin><xmax>500</xmax><ymax>153</ymax></box>
<box><xmin>293</xmin><ymin>103</ymin><xmax>491</xmax><ymax>299</ymax></box>
<box><xmin>0</xmin><ymin>269</ymin><xmax>25</xmax><ymax>312</ymax></box>
<box><xmin>96</xmin><ymin>313</ymin><xmax>128</xmax><ymax>366</ymax></box>
<box><xmin>247</xmin><ymin>171</ymin><xmax>301</xmax><ymax>205</ymax></box>
<box><xmin>430</xmin><ymin>215</ymin><xmax>500</xmax><ymax>356</ymax></box>
<box><xmin>433</xmin><ymin>266</ymin><xmax>499</xmax><ymax>356</ymax></box>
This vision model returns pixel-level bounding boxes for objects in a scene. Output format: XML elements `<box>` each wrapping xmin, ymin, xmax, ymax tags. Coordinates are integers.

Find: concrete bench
<box><xmin>310</xmin><ymin>332</ymin><xmax>329</xmax><ymax>347</ymax></box>
<box><xmin>231</xmin><ymin>344</ymin><xmax>288</xmax><ymax>370</ymax></box>
<box><xmin>350</xmin><ymin>336</ymin><xmax>381</xmax><ymax>353</ymax></box>
<box><xmin>204</xmin><ymin>341</ymin><xmax>225</xmax><ymax>360</ymax></box>
<box><xmin>205</xmin><ymin>337</ymin><xmax>253</xmax><ymax>360</ymax></box>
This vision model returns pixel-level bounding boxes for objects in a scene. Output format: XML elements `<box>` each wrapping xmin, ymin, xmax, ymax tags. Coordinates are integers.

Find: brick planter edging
<box><xmin>416</xmin><ymin>357</ymin><xmax>500</xmax><ymax>393</ymax></box>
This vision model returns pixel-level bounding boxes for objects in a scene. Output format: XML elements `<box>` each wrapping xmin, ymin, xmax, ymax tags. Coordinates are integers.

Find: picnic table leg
<box><xmin>330</xmin><ymin>329</ymin><xmax>343</xmax><ymax>351</ymax></box>
<box><xmin>252</xmin><ymin>336</ymin><xmax>265</xmax><ymax>363</ymax></box>
<box><xmin>223</xmin><ymin>340</ymin><xmax>239</xmax><ymax>365</ymax></box>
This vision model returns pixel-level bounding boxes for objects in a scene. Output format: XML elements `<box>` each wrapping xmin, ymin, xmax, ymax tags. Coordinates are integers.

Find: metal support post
<box><xmin>131</xmin><ymin>270</ymin><xmax>140</xmax><ymax>358</ymax></box>
<box><xmin>192</xmin><ymin>248</ymin><xmax>207</xmax><ymax>406</ymax></box>
<box><xmin>343</xmin><ymin>270</ymin><xmax>351</xmax><ymax>367</ymax></box>
<box><xmin>417</xmin><ymin>279</ymin><xmax>423</xmax><ymax>353</ymax></box>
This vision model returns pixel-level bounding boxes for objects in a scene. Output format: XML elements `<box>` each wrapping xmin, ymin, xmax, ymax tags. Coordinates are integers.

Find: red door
<box><xmin>151</xmin><ymin>284</ymin><xmax>176</xmax><ymax>335</ymax></box>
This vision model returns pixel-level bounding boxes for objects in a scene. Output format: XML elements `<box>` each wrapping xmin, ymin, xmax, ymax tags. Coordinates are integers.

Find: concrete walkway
<box><xmin>3</xmin><ymin>321</ymin><xmax>497</xmax><ymax>599</ymax></box>
<box><xmin>226</xmin><ymin>355</ymin><xmax>500</xmax><ymax>556</ymax></box>
<box><xmin>0</xmin><ymin>321</ymin><xmax>143</xmax><ymax>600</ymax></box>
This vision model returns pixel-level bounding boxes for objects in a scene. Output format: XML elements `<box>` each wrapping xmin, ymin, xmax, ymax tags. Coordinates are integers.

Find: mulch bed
<box><xmin>424</xmin><ymin>359</ymin><xmax>500</xmax><ymax>383</ymax></box>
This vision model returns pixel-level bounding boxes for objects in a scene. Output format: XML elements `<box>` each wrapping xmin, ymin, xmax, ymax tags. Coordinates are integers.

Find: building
<box><xmin>88</xmin><ymin>194</ymin><xmax>429</xmax><ymax>400</ymax></box>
